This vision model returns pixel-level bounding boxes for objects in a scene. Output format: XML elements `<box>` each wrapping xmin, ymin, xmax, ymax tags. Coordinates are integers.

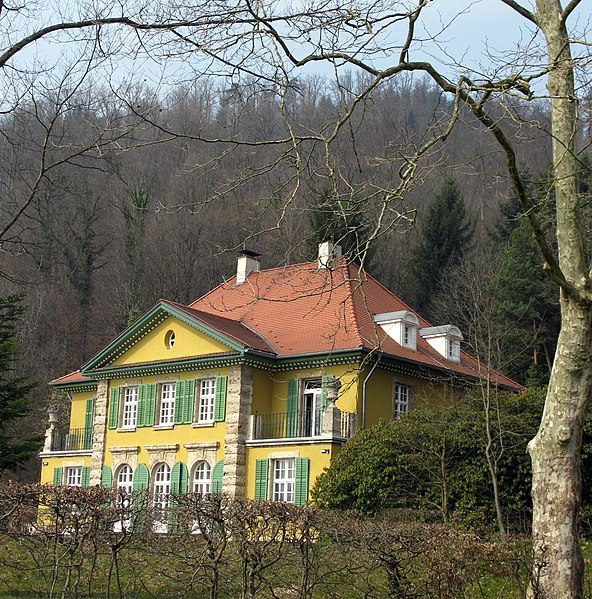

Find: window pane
<box><xmin>153</xmin><ymin>464</ymin><xmax>171</xmax><ymax>510</ymax></box>
<box><xmin>198</xmin><ymin>379</ymin><xmax>216</xmax><ymax>422</ymax></box>
<box><xmin>272</xmin><ymin>458</ymin><xmax>295</xmax><ymax>503</ymax></box>
<box><xmin>67</xmin><ymin>467</ymin><xmax>82</xmax><ymax>487</ymax></box>
<box><xmin>193</xmin><ymin>461</ymin><xmax>211</xmax><ymax>494</ymax></box>
<box><xmin>122</xmin><ymin>387</ymin><xmax>138</xmax><ymax>428</ymax></box>
<box><xmin>394</xmin><ymin>384</ymin><xmax>409</xmax><ymax>419</ymax></box>
<box><xmin>159</xmin><ymin>383</ymin><xmax>176</xmax><ymax>425</ymax></box>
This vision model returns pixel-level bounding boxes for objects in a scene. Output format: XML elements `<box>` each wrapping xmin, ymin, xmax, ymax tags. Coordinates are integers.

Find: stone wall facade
<box><xmin>222</xmin><ymin>364</ymin><xmax>253</xmax><ymax>497</ymax></box>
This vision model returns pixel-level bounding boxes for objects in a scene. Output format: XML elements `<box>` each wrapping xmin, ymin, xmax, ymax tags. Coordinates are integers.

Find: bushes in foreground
<box><xmin>0</xmin><ymin>483</ymin><xmax>538</xmax><ymax>598</ymax></box>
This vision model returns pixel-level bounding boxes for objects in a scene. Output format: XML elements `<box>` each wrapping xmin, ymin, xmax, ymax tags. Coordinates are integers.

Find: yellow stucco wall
<box><xmin>112</xmin><ymin>316</ymin><xmax>231</xmax><ymax>365</ymax></box>
<box><xmin>40</xmin><ymin>455</ymin><xmax>92</xmax><ymax>485</ymax></box>
<box><xmin>246</xmin><ymin>443</ymin><xmax>334</xmax><ymax>500</ymax></box>
<box><xmin>68</xmin><ymin>390</ymin><xmax>95</xmax><ymax>429</ymax></box>
<box><xmin>102</xmin><ymin>367</ymin><xmax>231</xmax><ymax>471</ymax></box>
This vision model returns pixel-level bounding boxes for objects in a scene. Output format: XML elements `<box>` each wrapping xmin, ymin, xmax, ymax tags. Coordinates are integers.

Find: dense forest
<box><xmin>0</xmin><ymin>73</ymin><xmax>588</xmax><ymax>479</ymax></box>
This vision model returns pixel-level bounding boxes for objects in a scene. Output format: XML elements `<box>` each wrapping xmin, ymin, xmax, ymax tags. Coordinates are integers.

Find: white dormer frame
<box><xmin>419</xmin><ymin>325</ymin><xmax>463</xmax><ymax>363</ymax></box>
<box><xmin>372</xmin><ymin>310</ymin><xmax>420</xmax><ymax>350</ymax></box>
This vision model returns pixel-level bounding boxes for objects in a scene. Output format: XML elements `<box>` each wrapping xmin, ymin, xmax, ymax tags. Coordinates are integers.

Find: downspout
<box><xmin>361</xmin><ymin>351</ymin><xmax>382</xmax><ymax>430</ymax></box>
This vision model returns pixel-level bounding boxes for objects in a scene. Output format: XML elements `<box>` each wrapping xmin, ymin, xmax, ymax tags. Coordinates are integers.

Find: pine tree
<box><xmin>308</xmin><ymin>187</ymin><xmax>374</xmax><ymax>265</ymax></box>
<box><xmin>411</xmin><ymin>178</ymin><xmax>473</xmax><ymax>317</ymax></box>
<box><xmin>0</xmin><ymin>295</ymin><xmax>39</xmax><ymax>471</ymax></box>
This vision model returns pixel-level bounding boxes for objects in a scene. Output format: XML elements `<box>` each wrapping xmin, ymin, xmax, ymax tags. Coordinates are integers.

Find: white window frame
<box><xmin>122</xmin><ymin>386</ymin><xmax>138</xmax><ymax>429</ymax></box>
<box><xmin>192</xmin><ymin>461</ymin><xmax>212</xmax><ymax>495</ymax></box>
<box><xmin>153</xmin><ymin>463</ymin><xmax>171</xmax><ymax>511</ymax></box>
<box><xmin>394</xmin><ymin>383</ymin><xmax>410</xmax><ymax>420</ymax></box>
<box><xmin>116</xmin><ymin>464</ymin><xmax>133</xmax><ymax>496</ymax></box>
<box><xmin>272</xmin><ymin>458</ymin><xmax>295</xmax><ymax>503</ymax></box>
<box><xmin>66</xmin><ymin>467</ymin><xmax>82</xmax><ymax>487</ymax></box>
<box><xmin>158</xmin><ymin>383</ymin><xmax>176</xmax><ymax>426</ymax></box>
<box><xmin>197</xmin><ymin>379</ymin><xmax>216</xmax><ymax>423</ymax></box>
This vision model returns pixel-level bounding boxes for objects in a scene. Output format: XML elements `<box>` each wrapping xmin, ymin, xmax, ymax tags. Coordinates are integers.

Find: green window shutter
<box><xmin>83</xmin><ymin>398</ymin><xmax>94</xmax><ymax>450</ymax></box>
<box><xmin>211</xmin><ymin>460</ymin><xmax>224</xmax><ymax>494</ymax></box>
<box><xmin>101</xmin><ymin>465</ymin><xmax>112</xmax><ymax>488</ymax></box>
<box><xmin>286</xmin><ymin>379</ymin><xmax>299</xmax><ymax>437</ymax></box>
<box><xmin>321</xmin><ymin>375</ymin><xmax>332</xmax><ymax>408</ymax></box>
<box><xmin>254</xmin><ymin>459</ymin><xmax>269</xmax><ymax>501</ymax></box>
<box><xmin>183</xmin><ymin>380</ymin><xmax>195</xmax><ymax>424</ymax></box>
<box><xmin>108</xmin><ymin>387</ymin><xmax>120</xmax><ymax>429</ymax></box>
<box><xmin>53</xmin><ymin>467</ymin><xmax>63</xmax><ymax>486</ymax></box>
<box><xmin>170</xmin><ymin>462</ymin><xmax>188</xmax><ymax>495</ymax></box>
<box><xmin>137</xmin><ymin>384</ymin><xmax>156</xmax><ymax>427</ymax></box>
<box><xmin>174</xmin><ymin>380</ymin><xmax>195</xmax><ymax>425</ymax></box>
<box><xmin>81</xmin><ymin>466</ymin><xmax>91</xmax><ymax>487</ymax></box>
<box><xmin>174</xmin><ymin>381</ymin><xmax>184</xmax><ymax>424</ymax></box>
<box><xmin>146</xmin><ymin>384</ymin><xmax>156</xmax><ymax>427</ymax></box>
<box><xmin>132</xmin><ymin>463</ymin><xmax>150</xmax><ymax>492</ymax></box>
<box><xmin>294</xmin><ymin>457</ymin><xmax>309</xmax><ymax>507</ymax></box>
<box><xmin>168</xmin><ymin>461</ymin><xmax>188</xmax><ymax>533</ymax></box>
<box><xmin>214</xmin><ymin>376</ymin><xmax>227</xmax><ymax>422</ymax></box>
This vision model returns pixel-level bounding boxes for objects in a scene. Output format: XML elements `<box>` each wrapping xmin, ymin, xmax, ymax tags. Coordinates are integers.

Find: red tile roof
<box><xmin>189</xmin><ymin>259</ymin><xmax>522</xmax><ymax>389</ymax></box>
<box><xmin>50</xmin><ymin>370</ymin><xmax>95</xmax><ymax>386</ymax></box>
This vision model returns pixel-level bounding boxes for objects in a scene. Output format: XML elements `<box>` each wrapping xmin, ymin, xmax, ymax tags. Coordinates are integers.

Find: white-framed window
<box><xmin>197</xmin><ymin>379</ymin><xmax>216</xmax><ymax>423</ymax></box>
<box><xmin>394</xmin><ymin>383</ymin><xmax>410</xmax><ymax>419</ymax></box>
<box><xmin>158</xmin><ymin>383</ymin><xmax>176</xmax><ymax>425</ymax></box>
<box><xmin>153</xmin><ymin>463</ymin><xmax>171</xmax><ymax>511</ymax></box>
<box><xmin>122</xmin><ymin>386</ymin><xmax>138</xmax><ymax>428</ymax></box>
<box><xmin>66</xmin><ymin>467</ymin><xmax>82</xmax><ymax>487</ymax></box>
<box><xmin>272</xmin><ymin>458</ymin><xmax>295</xmax><ymax>503</ymax></box>
<box><xmin>115</xmin><ymin>464</ymin><xmax>133</xmax><ymax>530</ymax></box>
<box><xmin>116</xmin><ymin>464</ymin><xmax>134</xmax><ymax>495</ymax></box>
<box><xmin>192</xmin><ymin>461</ymin><xmax>212</xmax><ymax>494</ymax></box>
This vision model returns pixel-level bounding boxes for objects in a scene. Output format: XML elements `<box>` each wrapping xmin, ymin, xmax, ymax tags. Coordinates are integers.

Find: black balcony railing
<box><xmin>252</xmin><ymin>409</ymin><xmax>324</xmax><ymax>440</ymax></box>
<box><xmin>50</xmin><ymin>427</ymin><xmax>92</xmax><ymax>452</ymax></box>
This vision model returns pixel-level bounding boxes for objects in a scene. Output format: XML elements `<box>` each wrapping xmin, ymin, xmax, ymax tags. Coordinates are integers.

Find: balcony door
<box><xmin>302</xmin><ymin>380</ymin><xmax>323</xmax><ymax>437</ymax></box>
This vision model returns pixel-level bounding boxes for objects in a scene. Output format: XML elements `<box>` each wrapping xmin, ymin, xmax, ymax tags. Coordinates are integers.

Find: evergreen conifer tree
<box><xmin>411</xmin><ymin>178</ymin><xmax>472</xmax><ymax>317</ymax></box>
<box><xmin>0</xmin><ymin>295</ymin><xmax>39</xmax><ymax>471</ymax></box>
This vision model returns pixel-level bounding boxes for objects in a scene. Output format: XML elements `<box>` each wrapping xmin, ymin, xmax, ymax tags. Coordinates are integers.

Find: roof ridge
<box><xmin>343</xmin><ymin>262</ymin><xmax>366</xmax><ymax>349</ymax></box>
<box><xmin>188</xmin><ymin>260</ymin><xmax>319</xmax><ymax>308</ymax></box>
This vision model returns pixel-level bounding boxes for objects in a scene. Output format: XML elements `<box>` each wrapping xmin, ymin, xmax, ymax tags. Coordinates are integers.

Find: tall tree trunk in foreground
<box><xmin>526</xmin><ymin>1</ymin><xmax>592</xmax><ymax>596</ymax></box>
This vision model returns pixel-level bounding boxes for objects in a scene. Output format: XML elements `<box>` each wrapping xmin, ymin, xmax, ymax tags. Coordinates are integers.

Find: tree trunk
<box><xmin>528</xmin><ymin>298</ymin><xmax>592</xmax><ymax>597</ymax></box>
<box><xmin>528</xmin><ymin>1</ymin><xmax>592</xmax><ymax>596</ymax></box>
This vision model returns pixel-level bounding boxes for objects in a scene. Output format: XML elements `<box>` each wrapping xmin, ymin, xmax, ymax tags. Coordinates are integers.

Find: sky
<box><xmin>3</xmin><ymin>1</ymin><xmax>591</xmax><ymax>99</ymax></box>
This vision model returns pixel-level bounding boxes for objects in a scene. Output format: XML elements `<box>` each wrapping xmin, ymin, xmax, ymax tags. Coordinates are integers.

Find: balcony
<box><xmin>249</xmin><ymin>408</ymin><xmax>357</xmax><ymax>443</ymax></box>
<box><xmin>50</xmin><ymin>428</ymin><xmax>92</xmax><ymax>452</ymax></box>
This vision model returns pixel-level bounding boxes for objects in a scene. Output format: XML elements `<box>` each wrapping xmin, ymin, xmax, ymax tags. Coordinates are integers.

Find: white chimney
<box><xmin>236</xmin><ymin>250</ymin><xmax>261</xmax><ymax>284</ymax></box>
<box><xmin>318</xmin><ymin>240</ymin><xmax>342</xmax><ymax>269</ymax></box>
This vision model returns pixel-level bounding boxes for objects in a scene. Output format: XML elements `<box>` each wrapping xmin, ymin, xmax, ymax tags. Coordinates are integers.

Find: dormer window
<box><xmin>420</xmin><ymin>325</ymin><xmax>463</xmax><ymax>363</ymax></box>
<box><xmin>372</xmin><ymin>311</ymin><xmax>419</xmax><ymax>350</ymax></box>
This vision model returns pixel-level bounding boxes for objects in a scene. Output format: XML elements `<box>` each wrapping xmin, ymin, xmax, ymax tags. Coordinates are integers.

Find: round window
<box><xmin>164</xmin><ymin>330</ymin><xmax>175</xmax><ymax>349</ymax></box>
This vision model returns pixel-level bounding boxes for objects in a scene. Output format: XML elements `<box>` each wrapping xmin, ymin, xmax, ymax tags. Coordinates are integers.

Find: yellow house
<box><xmin>40</xmin><ymin>242</ymin><xmax>520</xmax><ymax>505</ymax></box>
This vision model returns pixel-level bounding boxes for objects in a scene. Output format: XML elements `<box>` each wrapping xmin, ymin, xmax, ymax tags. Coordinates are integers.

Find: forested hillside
<box><xmin>0</xmin><ymin>74</ymin><xmax>587</xmax><ymax>478</ymax></box>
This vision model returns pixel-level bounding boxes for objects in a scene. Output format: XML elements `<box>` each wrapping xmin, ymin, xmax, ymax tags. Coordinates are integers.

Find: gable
<box><xmin>81</xmin><ymin>301</ymin><xmax>246</xmax><ymax>374</ymax></box>
<box><xmin>111</xmin><ymin>315</ymin><xmax>233</xmax><ymax>366</ymax></box>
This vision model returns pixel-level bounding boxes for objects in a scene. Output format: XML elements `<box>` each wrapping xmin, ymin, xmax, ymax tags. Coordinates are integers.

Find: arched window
<box><xmin>116</xmin><ymin>464</ymin><xmax>133</xmax><ymax>495</ymax></box>
<box><xmin>193</xmin><ymin>461</ymin><xmax>211</xmax><ymax>495</ymax></box>
<box><xmin>153</xmin><ymin>463</ymin><xmax>171</xmax><ymax>510</ymax></box>
<box><xmin>114</xmin><ymin>464</ymin><xmax>134</xmax><ymax>531</ymax></box>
